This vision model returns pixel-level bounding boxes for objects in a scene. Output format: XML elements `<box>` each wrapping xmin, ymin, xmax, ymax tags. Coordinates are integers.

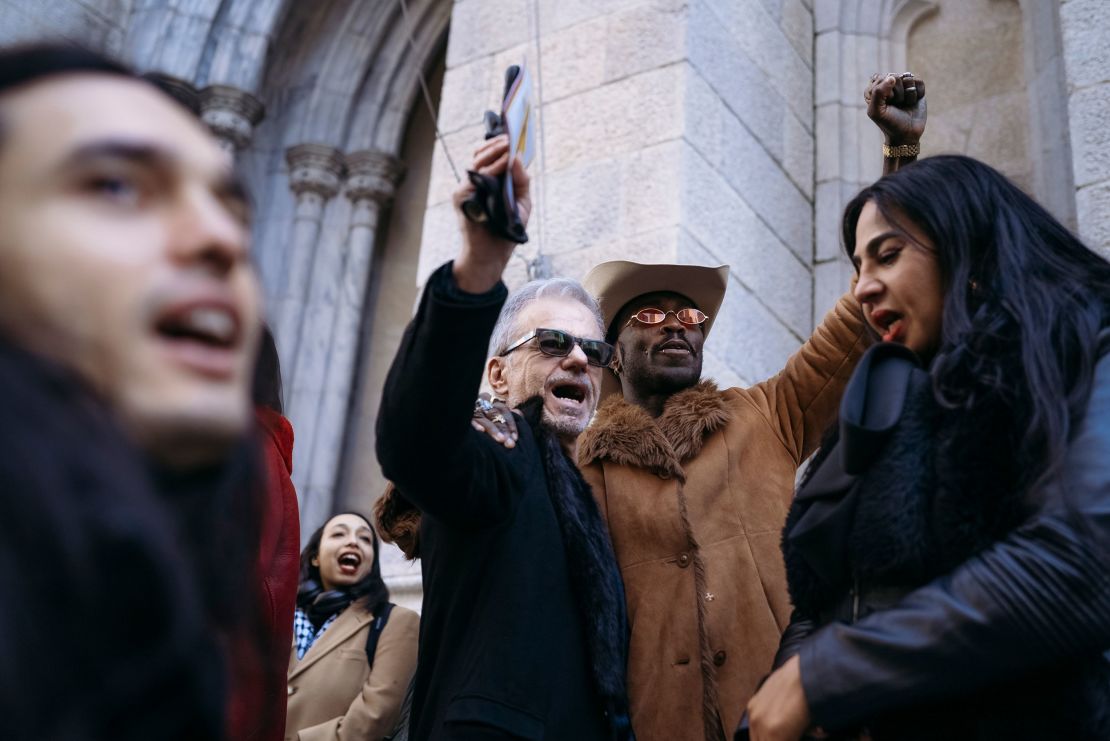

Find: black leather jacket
<box><xmin>790</xmin><ymin>335</ymin><xmax>1110</xmax><ymax>733</ymax></box>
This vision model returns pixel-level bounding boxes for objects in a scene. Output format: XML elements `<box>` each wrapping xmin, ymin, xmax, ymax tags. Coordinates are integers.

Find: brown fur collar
<box><xmin>579</xmin><ymin>380</ymin><xmax>732</xmax><ymax>481</ymax></box>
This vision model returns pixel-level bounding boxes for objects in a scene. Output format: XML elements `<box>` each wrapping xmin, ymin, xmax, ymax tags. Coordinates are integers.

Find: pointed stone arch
<box><xmin>812</xmin><ymin>0</ymin><xmax>939</xmax><ymax>325</ymax></box>
<box><xmin>234</xmin><ymin>0</ymin><xmax>451</xmax><ymax>547</ymax></box>
<box><xmin>811</xmin><ymin>0</ymin><xmax>1076</xmax><ymax>322</ymax></box>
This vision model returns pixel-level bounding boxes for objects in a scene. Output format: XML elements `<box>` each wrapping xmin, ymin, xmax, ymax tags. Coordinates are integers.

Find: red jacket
<box><xmin>228</xmin><ymin>407</ymin><xmax>301</xmax><ymax>740</ymax></box>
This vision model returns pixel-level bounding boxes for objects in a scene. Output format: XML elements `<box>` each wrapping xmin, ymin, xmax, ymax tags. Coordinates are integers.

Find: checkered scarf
<box><xmin>293</xmin><ymin>607</ymin><xmax>338</xmax><ymax>660</ymax></box>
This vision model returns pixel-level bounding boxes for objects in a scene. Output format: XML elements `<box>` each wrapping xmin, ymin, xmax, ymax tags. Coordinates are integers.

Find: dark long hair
<box><xmin>842</xmin><ymin>155</ymin><xmax>1110</xmax><ymax>495</ymax></box>
<box><xmin>0</xmin><ymin>44</ymin><xmax>135</xmax><ymax>149</ymax></box>
<box><xmin>252</xmin><ymin>325</ymin><xmax>284</xmax><ymax>414</ymax></box>
<box><xmin>0</xmin><ymin>42</ymin><xmax>132</xmax><ymax>91</ymax></box>
<box><xmin>0</xmin><ymin>340</ymin><xmax>229</xmax><ymax>738</ymax></box>
<box><xmin>297</xmin><ymin>512</ymin><xmax>390</xmax><ymax>616</ymax></box>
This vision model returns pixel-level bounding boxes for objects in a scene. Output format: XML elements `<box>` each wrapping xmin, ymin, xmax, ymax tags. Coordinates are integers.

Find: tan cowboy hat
<box><xmin>582</xmin><ymin>260</ymin><xmax>730</xmax><ymax>398</ymax></box>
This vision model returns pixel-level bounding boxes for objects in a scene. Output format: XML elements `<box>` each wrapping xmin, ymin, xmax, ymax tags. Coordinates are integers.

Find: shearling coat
<box><xmin>285</xmin><ymin>601</ymin><xmax>419</xmax><ymax>741</ymax></box>
<box><xmin>578</xmin><ymin>292</ymin><xmax>868</xmax><ymax>741</ymax></box>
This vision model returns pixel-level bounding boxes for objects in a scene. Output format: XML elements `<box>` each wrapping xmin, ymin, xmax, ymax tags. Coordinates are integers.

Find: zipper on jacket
<box><xmin>851</xmin><ymin>574</ymin><xmax>861</xmax><ymax>623</ymax></box>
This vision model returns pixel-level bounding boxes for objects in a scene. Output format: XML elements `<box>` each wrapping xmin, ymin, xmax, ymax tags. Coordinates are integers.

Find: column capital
<box><xmin>344</xmin><ymin>150</ymin><xmax>405</xmax><ymax>205</ymax></box>
<box><xmin>199</xmin><ymin>84</ymin><xmax>265</xmax><ymax>152</ymax></box>
<box><xmin>286</xmin><ymin>143</ymin><xmax>345</xmax><ymax>199</ymax></box>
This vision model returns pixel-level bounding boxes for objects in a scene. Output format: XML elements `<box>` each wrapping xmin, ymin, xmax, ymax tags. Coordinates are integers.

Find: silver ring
<box><xmin>474</xmin><ymin>397</ymin><xmax>494</xmax><ymax>415</ymax></box>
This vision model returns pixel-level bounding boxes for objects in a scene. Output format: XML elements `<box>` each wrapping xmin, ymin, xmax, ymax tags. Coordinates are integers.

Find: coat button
<box><xmin>713</xmin><ymin>650</ymin><xmax>727</xmax><ymax>666</ymax></box>
<box><xmin>676</xmin><ymin>553</ymin><xmax>691</xmax><ymax>568</ymax></box>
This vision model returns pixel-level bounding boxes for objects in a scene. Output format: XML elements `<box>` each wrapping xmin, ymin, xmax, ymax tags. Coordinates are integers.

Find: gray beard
<box><xmin>541</xmin><ymin>407</ymin><xmax>589</xmax><ymax>441</ymax></box>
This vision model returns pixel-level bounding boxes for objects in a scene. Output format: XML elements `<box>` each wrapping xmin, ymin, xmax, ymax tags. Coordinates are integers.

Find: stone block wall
<box><xmin>908</xmin><ymin>0</ymin><xmax>1032</xmax><ymax>193</ymax></box>
<box><xmin>421</xmin><ymin>0</ymin><xmax>817</xmax><ymax>390</ymax></box>
<box><xmin>1061</xmin><ymin>0</ymin><xmax>1110</xmax><ymax>258</ymax></box>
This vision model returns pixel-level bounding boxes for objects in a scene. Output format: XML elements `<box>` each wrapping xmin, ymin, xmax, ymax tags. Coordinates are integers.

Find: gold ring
<box><xmin>492</xmin><ymin>413</ymin><xmax>506</xmax><ymax>424</ymax></box>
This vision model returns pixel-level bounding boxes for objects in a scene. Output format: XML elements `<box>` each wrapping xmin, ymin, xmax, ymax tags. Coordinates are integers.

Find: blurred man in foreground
<box><xmin>0</xmin><ymin>43</ymin><xmax>262</xmax><ymax>739</ymax></box>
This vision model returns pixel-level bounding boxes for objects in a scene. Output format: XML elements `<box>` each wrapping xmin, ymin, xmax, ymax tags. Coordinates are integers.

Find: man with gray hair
<box><xmin>483</xmin><ymin>276</ymin><xmax>606</xmax><ymax>439</ymax></box>
<box><xmin>376</xmin><ymin>135</ymin><xmax>633</xmax><ymax>741</ymax></box>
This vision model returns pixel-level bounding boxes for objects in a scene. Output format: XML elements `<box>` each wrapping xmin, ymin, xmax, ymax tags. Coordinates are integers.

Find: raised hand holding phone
<box><xmin>452</xmin><ymin>134</ymin><xmax>531</xmax><ymax>293</ymax></box>
<box><xmin>459</xmin><ymin>64</ymin><xmax>535</xmax><ymax>245</ymax></box>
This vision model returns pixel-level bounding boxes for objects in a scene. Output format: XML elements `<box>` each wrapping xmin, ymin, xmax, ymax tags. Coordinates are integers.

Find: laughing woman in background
<box><xmin>286</xmin><ymin>513</ymin><xmax>419</xmax><ymax>741</ymax></box>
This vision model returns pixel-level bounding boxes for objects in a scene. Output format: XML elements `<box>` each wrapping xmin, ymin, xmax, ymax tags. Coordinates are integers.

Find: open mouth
<box><xmin>157</xmin><ymin>306</ymin><xmax>238</xmax><ymax>347</ymax></box>
<box><xmin>871</xmin><ymin>309</ymin><xmax>905</xmax><ymax>343</ymax></box>
<box><xmin>551</xmin><ymin>383</ymin><xmax>587</xmax><ymax>404</ymax></box>
<box><xmin>154</xmin><ymin>302</ymin><xmax>242</xmax><ymax>378</ymax></box>
<box><xmin>655</xmin><ymin>338</ymin><xmax>692</xmax><ymax>355</ymax></box>
<box><xmin>337</xmin><ymin>552</ymin><xmax>362</xmax><ymax>575</ymax></box>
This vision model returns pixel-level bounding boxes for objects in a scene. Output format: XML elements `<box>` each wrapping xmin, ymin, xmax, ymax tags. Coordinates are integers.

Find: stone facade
<box><xmin>2</xmin><ymin>0</ymin><xmax>1107</xmax><ymax>608</ymax></box>
<box><xmin>1061</xmin><ymin>0</ymin><xmax>1110</xmax><ymax>257</ymax></box>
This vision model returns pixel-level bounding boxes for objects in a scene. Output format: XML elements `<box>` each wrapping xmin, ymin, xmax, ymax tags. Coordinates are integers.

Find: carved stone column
<box><xmin>275</xmin><ymin>144</ymin><xmax>344</xmax><ymax>378</ymax></box>
<box><xmin>198</xmin><ymin>84</ymin><xmax>264</xmax><ymax>154</ymax></box>
<box><xmin>296</xmin><ymin>150</ymin><xmax>404</xmax><ymax>533</ymax></box>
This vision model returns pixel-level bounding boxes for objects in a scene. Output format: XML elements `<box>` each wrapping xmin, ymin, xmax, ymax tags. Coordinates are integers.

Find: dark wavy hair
<box><xmin>252</xmin><ymin>325</ymin><xmax>283</xmax><ymax>414</ymax></box>
<box><xmin>0</xmin><ymin>43</ymin><xmax>133</xmax><ymax>145</ymax></box>
<box><xmin>842</xmin><ymin>155</ymin><xmax>1110</xmax><ymax>494</ymax></box>
<box><xmin>297</xmin><ymin>512</ymin><xmax>390</xmax><ymax>614</ymax></box>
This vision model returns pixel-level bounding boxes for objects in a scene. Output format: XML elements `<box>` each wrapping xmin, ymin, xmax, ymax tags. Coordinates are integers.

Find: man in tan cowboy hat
<box><xmin>574</xmin><ymin>69</ymin><xmax>930</xmax><ymax>741</ymax></box>
<box><xmin>577</xmin><ymin>259</ymin><xmax>869</xmax><ymax>741</ymax></box>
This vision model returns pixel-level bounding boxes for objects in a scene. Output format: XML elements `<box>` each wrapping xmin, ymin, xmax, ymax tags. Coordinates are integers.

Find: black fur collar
<box><xmin>784</xmin><ymin>344</ymin><xmax>1027</xmax><ymax>616</ymax></box>
<box><xmin>518</xmin><ymin>397</ymin><xmax>633</xmax><ymax>741</ymax></box>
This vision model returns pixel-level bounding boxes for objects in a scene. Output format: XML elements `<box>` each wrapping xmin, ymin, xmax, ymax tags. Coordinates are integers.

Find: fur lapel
<box><xmin>579</xmin><ymin>381</ymin><xmax>731</xmax><ymax>479</ymax></box>
<box><xmin>577</xmin><ymin>383</ymin><xmax>730</xmax><ymax>741</ymax></box>
<box><xmin>784</xmin><ymin>354</ymin><xmax>1028</xmax><ymax>617</ymax></box>
<box><xmin>520</xmin><ymin>398</ymin><xmax>633</xmax><ymax>740</ymax></box>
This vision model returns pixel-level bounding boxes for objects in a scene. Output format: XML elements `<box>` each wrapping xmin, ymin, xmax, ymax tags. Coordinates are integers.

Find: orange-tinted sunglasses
<box><xmin>624</xmin><ymin>307</ymin><xmax>708</xmax><ymax>328</ymax></box>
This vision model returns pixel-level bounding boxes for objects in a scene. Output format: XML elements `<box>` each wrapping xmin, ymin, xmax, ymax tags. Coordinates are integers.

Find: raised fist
<box><xmin>865</xmin><ymin>72</ymin><xmax>926</xmax><ymax>145</ymax></box>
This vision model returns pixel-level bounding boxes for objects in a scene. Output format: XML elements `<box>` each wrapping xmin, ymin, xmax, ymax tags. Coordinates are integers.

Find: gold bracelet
<box><xmin>883</xmin><ymin>142</ymin><xmax>920</xmax><ymax>158</ymax></box>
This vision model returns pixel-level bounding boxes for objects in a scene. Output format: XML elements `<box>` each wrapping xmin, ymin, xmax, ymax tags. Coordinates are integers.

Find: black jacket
<box><xmin>0</xmin><ymin>338</ymin><xmax>227</xmax><ymax>739</ymax></box>
<box><xmin>376</xmin><ymin>262</ymin><xmax>632</xmax><ymax>741</ymax></box>
<box><xmin>774</xmin><ymin>341</ymin><xmax>1110</xmax><ymax>739</ymax></box>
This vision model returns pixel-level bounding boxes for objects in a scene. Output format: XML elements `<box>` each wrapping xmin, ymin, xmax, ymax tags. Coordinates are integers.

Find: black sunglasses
<box><xmin>501</xmin><ymin>328</ymin><xmax>615</xmax><ymax>367</ymax></box>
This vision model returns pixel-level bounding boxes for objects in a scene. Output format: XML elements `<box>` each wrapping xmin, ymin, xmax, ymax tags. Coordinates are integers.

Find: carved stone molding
<box><xmin>199</xmin><ymin>84</ymin><xmax>265</xmax><ymax>151</ymax></box>
<box><xmin>344</xmin><ymin>150</ymin><xmax>406</xmax><ymax>205</ymax></box>
<box><xmin>285</xmin><ymin>143</ymin><xmax>345</xmax><ymax>200</ymax></box>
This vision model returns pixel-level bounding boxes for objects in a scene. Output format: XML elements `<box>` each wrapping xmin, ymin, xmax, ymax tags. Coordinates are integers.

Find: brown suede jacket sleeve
<box><xmin>743</xmin><ymin>292</ymin><xmax>870</xmax><ymax>465</ymax></box>
<box><xmin>579</xmin><ymin>460</ymin><xmax>609</xmax><ymax>527</ymax></box>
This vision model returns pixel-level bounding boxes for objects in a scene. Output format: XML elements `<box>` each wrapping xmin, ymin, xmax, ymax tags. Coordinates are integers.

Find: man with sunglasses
<box><xmin>376</xmin><ymin>135</ymin><xmax>632</xmax><ymax>741</ymax></box>
<box><xmin>576</xmin><ymin>260</ymin><xmax>870</xmax><ymax>741</ymax></box>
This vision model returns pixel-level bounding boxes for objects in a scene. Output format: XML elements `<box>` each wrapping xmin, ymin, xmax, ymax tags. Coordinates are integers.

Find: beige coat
<box><xmin>285</xmin><ymin>601</ymin><xmax>419</xmax><ymax>741</ymax></box>
<box><xmin>579</xmin><ymin>293</ymin><xmax>868</xmax><ymax>741</ymax></box>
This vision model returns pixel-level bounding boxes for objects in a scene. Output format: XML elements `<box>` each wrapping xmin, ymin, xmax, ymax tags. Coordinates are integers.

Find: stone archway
<box><xmin>812</xmin><ymin>0</ymin><xmax>940</xmax><ymax>325</ymax></box>
<box><xmin>811</xmin><ymin>0</ymin><xmax>1079</xmax><ymax>319</ymax></box>
<box><xmin>232</xmin><ymin>0</ymin><xmax>453</xmax><ymax>539</ymax></box>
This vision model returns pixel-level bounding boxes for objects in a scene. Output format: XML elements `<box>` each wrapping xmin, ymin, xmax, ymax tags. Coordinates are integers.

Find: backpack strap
<box><xmin>364</xmin><ymin>602</ymin><xmax>395</xmax><ymax>668</ymax></box>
